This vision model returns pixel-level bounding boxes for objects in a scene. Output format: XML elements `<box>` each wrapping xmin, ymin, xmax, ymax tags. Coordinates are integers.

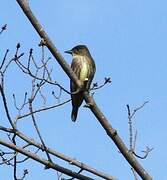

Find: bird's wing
<box><xmin>71</xmin><ymin>58</ymin><xmax>82</xmax><ymax>79</ymax></box>
<box><xmin>70</xmin><ymin>58</ymin><xmax>82</xmax><ymax>92</ymax></box>
<box><xmin>70</xmin><ymin>58</ymin><xmax>83</xmax><ymax>111</ymax></box>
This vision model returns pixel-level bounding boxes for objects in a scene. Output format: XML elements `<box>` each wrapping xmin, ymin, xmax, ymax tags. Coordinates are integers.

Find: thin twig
<box><xmin>0</xmin><ymin>49</ymin><xmax>9</xmax><ymax>70</ymax></box>
<box><xmin>0</xmin><ymin>84</ymin><xmax>15</xmax><ymax>129</ymax></box>
<box><xmin>0</xmin><ymin>24</ymin><xmax>7</xmax><ymax>34</ymax></box>
<box><xmin>28</xmin><ymin>100</ymin><xmax>52</xmax><ymax>163</ymax></box>
<box><xmin>12</xmin><ymin>134</ymin><xmax>17</xmax><ymax>180</ymax></box>
<box><xmin>15</xmin><ymin>57</ymin><xmax>71</xmax><ymax>95</ymax></box>
<box><xmin>133</xmin><ymin>147</ymin><xmax>153</xmax><ymax>159</ymax></box>
<box><xmin>90</xmin><ymin>77</ymin><xmax>112</xmax><ymax>91</ymax></box>
<box><xmin>16</xmin><ymin>99</ymin><xmax>71</xmax><ymax>120</ymax></box>
<box><xmin>13</xmin><ymin>92</ymin><xmax>28</xmax><ymax>113</ymax></box>
<box><xmin>127</xmin><ymin>104</ymin><xmax>133</xmax><ymax>151</ymax></box>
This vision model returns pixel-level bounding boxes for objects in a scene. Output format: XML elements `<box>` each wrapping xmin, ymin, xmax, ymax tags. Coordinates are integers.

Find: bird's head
<box><xmin>65</xmin><ymin>45</ymin><xmax>89</xmax><ymax>56</ymax></box>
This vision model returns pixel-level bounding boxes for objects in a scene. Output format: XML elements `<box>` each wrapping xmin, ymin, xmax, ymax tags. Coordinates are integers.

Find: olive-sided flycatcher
<box><xmin>65</xmin><ymin>45</ymin><xmax>96</xmax><ymax>122</ymax></box>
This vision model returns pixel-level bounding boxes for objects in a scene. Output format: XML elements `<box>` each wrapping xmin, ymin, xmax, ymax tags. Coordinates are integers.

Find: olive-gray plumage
<box><xmin>65</xmin><ymin>45</ymin><xmax>96</xmax><ymax>122</ymax></box>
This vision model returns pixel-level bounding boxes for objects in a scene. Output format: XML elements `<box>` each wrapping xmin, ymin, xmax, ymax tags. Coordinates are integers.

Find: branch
<box><xmin>0</xmin><ymin>84</ymin><xmax>15</xmax><ymax>129</ymax></box>
<box><xmin>126</xmin><ymin>102</ymin><xmax>152</xmax><ymax>158</ymax></box>
<box><xmin>0</xmin><ymin>49</ymin><xmax>9</xmax><ymax>70</ymax></box>
<box><xmin>16</xmin><ymin>1</ymin><xmax>152</xmax><ymax>179</ymax></box>
<box><xmin>16</xmin><ymin>99</ymin><xmax>71</xmax><ymax>120</ymax></box>
<box><xmin>0</xmin><ymin>126</ymin><xmax>115</xmax><ymax>180</ymax></box>
<box><xmin>0</xmin><ymin>139</ymin><xmax>93</xmax><ymax>180</ymax></box>
<box><xmin>14</xmin><ymin>52</ymin><xmax>71</xmax><ymax>95</ymax></box>
<box><xmin>28</xmin><ymin>100</ymin><xmax>52</xmax><ymax>163</ymax></box>
<box><xmin>91</xmin><ymin>77</ymin><xmax>112</xmax><ymax>91</ymax></box>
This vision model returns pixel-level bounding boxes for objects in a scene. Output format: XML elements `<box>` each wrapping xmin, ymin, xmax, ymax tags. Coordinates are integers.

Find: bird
<box><xmin>65</xmin><ymin>45</ymin><xmax>96</xmax><ymax>122</ymax></box>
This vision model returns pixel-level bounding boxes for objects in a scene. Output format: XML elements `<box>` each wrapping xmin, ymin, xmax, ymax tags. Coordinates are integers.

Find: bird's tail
<box><xmin>71</xmin><ymin>107</ymin><xmax>79</xmax><ymax>122</ymax></box>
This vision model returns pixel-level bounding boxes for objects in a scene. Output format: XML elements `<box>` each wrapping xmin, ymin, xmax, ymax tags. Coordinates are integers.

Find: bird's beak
<box><xmin>64</xmin><ymin>49</ymin><xmax>72</xmax><ymax>54</ymax></box>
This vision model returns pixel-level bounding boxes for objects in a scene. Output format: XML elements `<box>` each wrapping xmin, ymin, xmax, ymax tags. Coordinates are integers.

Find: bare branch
<box><xmin>127</xmin><ymin>102</ymin><xmax>149</xmax><ymax>151</ymax></box>
<box><xmin>0</xmin><ymin>84</ymin><xmax>15</xmax><ymax>129</ymax></box>
<box><xmin>28</xmin><ymin>99</ymin><xmax>52</xmax><ymax>163</ymax></box>
<box><xmin>13</xmin><ymin>92</ymin><xmax>28</xmax><ymax>113</ymax></box>
<box><xmin>128</xmin><ymin>101</ymin><xmax>149</xmax><ymax>120</ymax></box>
<box><xmin>17</xmin><ymin>169</ymin><xmax>29</xmax><ymax>180</ymax></box>
<box><xmin>14</xmin><ymin>53</ymin><xmax>71</xmax><ymax>95</ymax></box>
<box><xmin>91</xmin><ymin>77</ymin><xmax>112</xmax><ymax>91</ymax></box>
<box><xmin>16</xmin><ymin>99</ymin><xmax>71</xmax><ymax>120</ymax></box>
<box><xmin>127</xmin><ymin>102</ymin><xmax>153</xmax><ymax>179</ymax></box>
<box><xmin>64</xmin><ymin>169</ymin><xmax>83</xmax><ymax>180</ymax></box>
<box><xmin>133</xmin><ymin>130</ymin><xmax>138</xmax><ymax>151</ymax></box>
<box><xmin>0</xmin><ymin>139</ymin><xmax>94</xmax><ymax>180</ymax></box>
<box><xmin>133</xmin><ymin>147</ymin><xmax>153</xmax><ymax>159</ymax></box>
<box><xmin>0</xmin><ymin>49</ymin><xmax>9</xmax><ymax>70</ymax></box>
<box><xmin>16</xmin><ymin>148</ymin><xmax>40</xmax><ymax>163</ymax></box>
<box><xmin>3</xmin><ymin>52</ymin><xmax>24</xmax><ymax>74</ymax></box>
<box><xmin>12</xmin><ymin>134</ymin><xmax>17</xmax><ymax>180</ymax></box>
<box><xmin>0</xmin><ymin>126</ymin><xmax>115</xmax><ymax>180</ymax></box>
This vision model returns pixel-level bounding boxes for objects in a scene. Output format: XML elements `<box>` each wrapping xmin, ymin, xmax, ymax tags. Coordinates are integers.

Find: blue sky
<box><xmin>1</xmin><ymin>0</ymin><xmax>167</xmax><ymax>179</ymax></box>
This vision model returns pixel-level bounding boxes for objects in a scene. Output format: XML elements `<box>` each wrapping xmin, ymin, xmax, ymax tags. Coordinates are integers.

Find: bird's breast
<box><xmin>80</xmin><ymin>59</ymin><xmax>89</xmax><ymax>82</ymax></box>
<box><xmin>72</xmin><ymin>55</ymin><xmax>90</xmax><ymax>84</ymax></box>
